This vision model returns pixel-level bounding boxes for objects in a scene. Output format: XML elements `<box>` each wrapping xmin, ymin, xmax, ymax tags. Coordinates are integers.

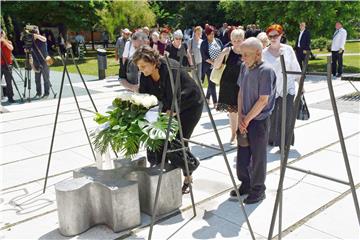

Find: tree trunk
<box><xmin>91</xmin><ymin>30</ymin><xmax>95</xmax><ymax>50</ymax></box>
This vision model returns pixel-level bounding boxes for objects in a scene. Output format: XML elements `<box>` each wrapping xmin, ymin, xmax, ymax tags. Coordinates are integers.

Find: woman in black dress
<box><xmin>214</xmin><ymin>29</ymin><xmax>245</xmax><ymax>144</ymax></box>
<box><xmin>132</xmin><ymin>45</ymin><xmax>204</xmax><ymax>194</ymax></box>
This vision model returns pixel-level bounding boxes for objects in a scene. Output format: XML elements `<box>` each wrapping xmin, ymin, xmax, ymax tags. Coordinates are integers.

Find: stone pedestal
<box><xmin>55</xmin><ymin>176</ymin><xmax>140</xmax><ymax>236</ymax></box>
<box><xmin>134</xmin><ymin>166</ymin><xmax>182</xmax><ymax>216</ymax></box>
<box><xmin>55</xmin><ymin>157</ymin><xmax>182</xmax><ymax>236</ymax></box>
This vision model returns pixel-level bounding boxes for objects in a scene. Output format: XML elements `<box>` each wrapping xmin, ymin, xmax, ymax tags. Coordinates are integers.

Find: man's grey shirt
<box><xmin>115</xmin><ymin>37</ymin><xmax>127</xmax><ymax>58</ymax></box>
<box><xmin>237</xmin><ymin>62</ymin><xmax>276</xmax><ymax>120</ymax></box>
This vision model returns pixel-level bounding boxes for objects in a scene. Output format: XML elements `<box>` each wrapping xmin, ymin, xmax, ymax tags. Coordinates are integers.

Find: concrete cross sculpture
<box><xmin>55</xmin><ymin>157</ymin><xmax>182</xmax><ymax>236</ymax></box>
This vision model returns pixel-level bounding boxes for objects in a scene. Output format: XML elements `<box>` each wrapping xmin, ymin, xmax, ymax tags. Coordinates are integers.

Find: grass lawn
<box><xmin>312</xmin><ymin>41</ymin><xmax>359</xmax><ymax>55</ymax></box>
<box><xmin>308</xmin><ymin>55</ymin><xmax>360</xmax><ymax>73</ymax></box>
<box><xmin>50</xmin><ymin>48</ymin><xmax>120</xmax><ymax>76</ymax></box>
<box><xmin>15</xmin><ymin>48</ymin><xmax>120</xmax><ymax>77</ymax></box>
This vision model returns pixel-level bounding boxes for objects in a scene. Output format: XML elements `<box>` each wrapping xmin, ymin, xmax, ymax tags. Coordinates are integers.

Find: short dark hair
<box><xmin>132</xmin><ymin>45</ymin><xmax>161</xmax><ymax>68</ymax></box>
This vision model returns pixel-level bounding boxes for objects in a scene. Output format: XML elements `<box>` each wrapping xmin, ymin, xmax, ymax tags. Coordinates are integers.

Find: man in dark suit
<box><xmin>295</xmin><ymin>22</ymin><xmax>311</xmax><ymax>69</ymax></box>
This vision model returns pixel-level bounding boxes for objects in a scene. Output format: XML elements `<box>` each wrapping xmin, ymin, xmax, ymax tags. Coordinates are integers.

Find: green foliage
<box><xmin>311</xmin><ymin>37</ymin><xmax>330</xmax><ymax>51</ymax></box>
<box><xmin>149</xmin><ymin>1</ymin><xmax>225</xmax><ymax>29</ymax></box>
<box><xmin>92</xmin><ymin>95</ymin><xmax>178</xmax><ymax>158</ymax></box>
<box><xmin>219</xmin><ymin>1</ymin><xmax>360</xmax><ymax>41</ymax></box>
<box><xmin>1</xmin><ymin>1</ymin><xmax>104</xmax><ymax>31</ymax></box>
<box><xmin>98</xmin><ymin>0</ymin><xmax>156</xmax><ymax>40</ymax></box>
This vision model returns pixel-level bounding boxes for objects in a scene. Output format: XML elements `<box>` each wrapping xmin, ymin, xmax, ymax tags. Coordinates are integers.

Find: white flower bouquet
<box><xmin>91</xmin><ymin>92</ymin><xmax>179</xmax><ymax>158</ymax></box>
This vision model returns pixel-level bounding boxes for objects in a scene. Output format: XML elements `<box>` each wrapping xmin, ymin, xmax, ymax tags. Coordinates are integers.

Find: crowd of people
<box><xmin>112</xmin><ymin>21</ymin><xmax>347</xmax><ymax>203</ymax></box>
<box><xmin>1</xmin><ymin>20</ymin><xmax>348</xmax><ymax>204</ymax></box>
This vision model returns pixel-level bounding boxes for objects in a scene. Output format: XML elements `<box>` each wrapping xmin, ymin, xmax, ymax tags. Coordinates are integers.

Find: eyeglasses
<box><xmin>268</xmin><ymin>34</ymin><xmax>280</xmax><ymax>39</ymax></box>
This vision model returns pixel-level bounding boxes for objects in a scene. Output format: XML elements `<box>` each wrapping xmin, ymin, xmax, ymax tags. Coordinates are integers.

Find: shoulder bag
<box><xmin>297</xmin><ymin>94</ymin><xmax>310</xmax><ymax>120</ymax></box>
<box><xmin>209</xmin><ymin>48</ymin><xmax>229</xmax><ymax>85</ymax></box>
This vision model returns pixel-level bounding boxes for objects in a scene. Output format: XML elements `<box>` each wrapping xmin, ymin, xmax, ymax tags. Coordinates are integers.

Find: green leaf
<box><xmin>94</xmin><ymin>113</ymin><xmax>109</xmax><ymax>124</ymax></box>
<box><xmin>112</xmin><ymin>125</ymin><xmax>120</xmax><ymax>130</ymax></box>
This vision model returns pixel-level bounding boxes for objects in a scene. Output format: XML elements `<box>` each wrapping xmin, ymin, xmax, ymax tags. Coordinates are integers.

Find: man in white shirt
<box><xmin>121</xmin><ymin>31</ymin><xmax>148</xmax><ymax>92</ymax></box>
<box><xmin>331</xmin><ymin>21</ymin><xmax>347</xmax><ymax>77</ymax></box>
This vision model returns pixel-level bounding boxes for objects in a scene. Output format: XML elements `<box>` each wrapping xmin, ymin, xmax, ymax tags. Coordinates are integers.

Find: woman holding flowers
<box><xmin>132</xmin><ymin>45</ymin><xmax>204</xmax><ymax>194</ymax></box>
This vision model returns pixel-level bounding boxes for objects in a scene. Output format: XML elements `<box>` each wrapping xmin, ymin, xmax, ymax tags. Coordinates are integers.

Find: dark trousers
<box><xmin>331</xmin><ymin>51</ymin><xmax>343</xmax><ymax>76</ymax></box>
<box><xmin>204</xmin><ymin>70</ymin><xmax>217</xmax><ymax>104</ymax></box>
<box><xmin>236</xmin><ymin>117</ymin><xmax>269</xmax><ymax>194</ymax></box>
<box><xmin>269</xmin><ymin>94</ymin><xmax>295</xmax><ymax>147</ymax></box>
<box><xmin>1</xmin><ymin>64</ymin><xmax>14</xmax><ymax>99</ymax></box>
<box><xmin>147</xmin><ymin>102</ymin><xmax>204</xmax><ymax>175</ymax></box>
<box><xmin>296</xmin><ymin>48</ymin><xmax>305</xmax><ymax>70</ymax></box>
<box><xmin>34</xmin><ymin>63</ymin><xmax>50</xmax><ymax>96</ymax></box>
<box><xmin>118</xmin><ymin>59</ymin><xmax>127</xmax><ymax>79</ymax></box>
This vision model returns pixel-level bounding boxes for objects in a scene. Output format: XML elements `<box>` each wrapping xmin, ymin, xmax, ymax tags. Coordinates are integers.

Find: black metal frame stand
<box><xmin>148</xmin><ymin>48</ymin><xmax>255</xmax><ymax>240</ymax></box>
<box><xmin>22</xmin><ymin>51</ymin><xmax>33</xmax><ymax>102</ymax></box>
<box><xmin>268</xmin><ymin>54</ymin><xmax>360</xmax><ymax>239</ymax></box>
<box><xmin>42</xmin><ymin>47</ymin><xmax>99</xmax><ymax>193</ymax></box>
<box><xmin>11</xmin><ymin>53</ymin><xmax>25</xmax><ymax>83</ymax></box>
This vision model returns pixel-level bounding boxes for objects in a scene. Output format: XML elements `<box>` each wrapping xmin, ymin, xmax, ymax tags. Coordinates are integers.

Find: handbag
<box><xmin>297</xmin><ymin>94</ymin><xmax>310</xmax><ymax>120</ymax></box>
<box><xmin>210</xmin><ymin>64</ymin><xmax>226</xmax><ymax>85</ymax></box>
<box><xmin>209</xmin><ymin>50</ymin><xmax>228</xmax><ymax>85</ymax></box>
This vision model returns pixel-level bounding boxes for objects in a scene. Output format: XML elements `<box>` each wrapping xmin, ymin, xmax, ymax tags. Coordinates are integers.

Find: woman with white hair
<box><xmin>257</xmin><ymin>32</ymin><xmax>270</xmax><ymax>49</ymax></box>
<box><xmin>150</xmin><ymin>31</ymin><xmax>159</xmax><ymax>51</ymax></box>
<box><xmin>165</xmin><ymin>29</ymin><xmax>193</xmax><ymax>66</ymax></box>
<box><xmin>214</xmin><ymin>28</ymin><xmax>245</xmax><ymax>144</ymax></box>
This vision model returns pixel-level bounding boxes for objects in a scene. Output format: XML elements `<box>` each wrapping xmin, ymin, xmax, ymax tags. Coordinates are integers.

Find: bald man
<box><xmin>230</xmin><ymin>37</ymin><xmax>276</xmax><ymax>204</ymax></box>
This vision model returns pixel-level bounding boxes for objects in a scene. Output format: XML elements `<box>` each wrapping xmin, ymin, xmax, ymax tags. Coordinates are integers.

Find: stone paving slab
<box><xmin>194</xmin><ymin>173</ymin><xmax>342</xmax><ymax>238</ymax></box>
<box><xmin>326</xmin><ymin>133</ymin><xmax>360</xmax><ymax>157</ymax></box>
<box><xmin>285</xmin><ymin>189</ymin><xmax>360</xmax><ymax>240</ymax></box>
<box><xmin>1</xmin><ymin>74</ymin><xmax>359</xmax><ymax>239</ymax></box>
<box><xmin>130</xmin><ymin>207</ymin><xmax>262</xmax><ymax>240</ymax></box>
<box><xmin>1</xmin><ymin>150</ymin><xmax>91</xmax><ymax>189</ymax></box>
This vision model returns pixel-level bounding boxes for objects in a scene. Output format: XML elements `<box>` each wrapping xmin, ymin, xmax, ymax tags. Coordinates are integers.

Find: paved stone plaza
<box><xmin>0</xmin><ymin>69</ymin><xmax>359</xmax><ymax>239</ymax></box>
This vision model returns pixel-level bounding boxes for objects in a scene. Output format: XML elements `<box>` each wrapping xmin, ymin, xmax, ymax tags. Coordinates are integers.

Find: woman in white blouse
<box><xmin>262</xmin><ymin>24</ymin><xmax>301</xmax><ymax>150</ymax></box>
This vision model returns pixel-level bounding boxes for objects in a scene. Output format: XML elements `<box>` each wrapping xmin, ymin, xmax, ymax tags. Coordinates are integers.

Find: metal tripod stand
<box><xmin>148</xmin><ymin>47</ymin><xmax>255</xmax><ymax>240</ymax></box>
<box><xmin>42</xmin><ymin>46</ymin><xmax>99</xmax><ymax>193</ymax></box>
<box><xmin>0</xmin><ymin>50</ymin><xmax>24</xmax><ymax>102</ymax></box>
<box><xmin>268</xmin><ymin>54</ymin><xmax>360</xmax><ymax>239</ymax></box>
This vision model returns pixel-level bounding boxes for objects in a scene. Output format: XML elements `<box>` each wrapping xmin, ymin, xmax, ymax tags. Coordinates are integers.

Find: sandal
<box><xmin>182</xmin><ymin>176</ymin><xmax>193</xmax><ymax>194</ymax></box>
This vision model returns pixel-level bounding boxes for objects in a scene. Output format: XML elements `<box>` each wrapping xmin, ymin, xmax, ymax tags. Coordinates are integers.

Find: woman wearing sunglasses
<box><xmin>262</xmin><ymin>24</ymin><xmax>301</xmax><ymax>151</ymax></box>
<box><xmin>165</xmin><ymin>29</ymin><xmax>193</xmax><ymax>67</ymax></box>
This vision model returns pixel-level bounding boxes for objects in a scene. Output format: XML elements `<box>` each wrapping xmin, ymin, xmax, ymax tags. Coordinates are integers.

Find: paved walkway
<box><xmin>0</xmin><ymin>70</ymin><xmax>359</xmax><ymax>239</ymax></box>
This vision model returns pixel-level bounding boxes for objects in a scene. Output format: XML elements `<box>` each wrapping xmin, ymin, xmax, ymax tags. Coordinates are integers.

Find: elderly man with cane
<box><xmin>230</xmin><ymin>37</ymin><xmax>276</xmax><ymax>204</ymax></box>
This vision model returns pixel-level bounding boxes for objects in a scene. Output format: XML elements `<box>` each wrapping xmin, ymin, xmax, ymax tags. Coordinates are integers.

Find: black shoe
<box><xmin>244</xmin><ymin>192</ymin><xmax>266</xmax><ymax>204</ymax></box>
<box><xmin>229</xmin><ymin>185</ymin><xmax>250</xmax><ymax>198</ymax></box>
<box><xmin>34</xmin><ymin>94</ymin><xmax>42</xmax><ymax>99</ymax></box>
<box><xmin>336</xmin><ymin>74</ymin><xmax>342</xmax><ymax>78</ymax></box>
<box><xmin>8</xmin><ymin>98</ymin><xmax>15</xmax><ymax>104</ymax></box>
<box><xmin>41</xmin><ymin>94</ymin><xmax>49</xmax><ymax>99</ymax></box>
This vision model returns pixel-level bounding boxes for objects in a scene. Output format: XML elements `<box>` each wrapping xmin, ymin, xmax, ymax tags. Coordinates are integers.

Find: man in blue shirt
<box><xmin>230</xmin><ymin>37</ymin><xmax>276</xmax><ymax>204</ymax></box>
